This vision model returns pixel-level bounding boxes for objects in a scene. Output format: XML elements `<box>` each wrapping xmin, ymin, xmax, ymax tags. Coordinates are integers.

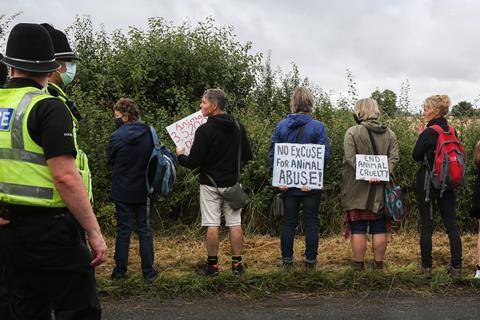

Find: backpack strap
<box><xmin>149</xmin><ymin>126</ymin><xmax>160</xmax><ymax>149</ymax></box>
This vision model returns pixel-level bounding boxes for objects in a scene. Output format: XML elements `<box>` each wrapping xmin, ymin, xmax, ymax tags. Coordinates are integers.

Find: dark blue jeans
<box><xmin>281</xmin><ymin>192</ymin><xmax>322</xmax><ymax>262</ymax></box>
<box><xmin>113</xmin><ymin>201</ymin><xmax>155</xmax><ymax>276</ymax></box>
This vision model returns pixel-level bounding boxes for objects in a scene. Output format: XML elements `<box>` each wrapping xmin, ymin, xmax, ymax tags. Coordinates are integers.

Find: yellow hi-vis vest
<box><xmin>0</xmin><ymin>86</ymin><xmax>92</xmax><ymax>207</ymax></box>
<box><xmin>46</xmin><ymin>82</ymin><xmax>93</xmax><ymax>202</ymax></box>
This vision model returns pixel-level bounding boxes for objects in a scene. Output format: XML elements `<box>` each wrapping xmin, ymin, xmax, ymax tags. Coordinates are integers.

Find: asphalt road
<box><xmin>102</xmin><ymin>294</ymin><xmax>480</xmax><ymax>320</ymax></box>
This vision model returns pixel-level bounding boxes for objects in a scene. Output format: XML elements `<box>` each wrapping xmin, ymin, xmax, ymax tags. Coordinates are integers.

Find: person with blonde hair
<box><xmin>470</xmin><ymin>140</ymin><xmax>480</xmax><ymax>278</ymax></box>
<box><xmin>268</xmin><ymin>87</ymin><xmax>330</xmax><ymax>269</ymax></box>
<box><xmin>341</xmin><ymin>98</ymin><xmax>399</xmax><ymax>271</ymax></box>
<box><xmin>412</xmin><ymin>94</ymin><xmax>463</xmax><ymax>277</ymax></box>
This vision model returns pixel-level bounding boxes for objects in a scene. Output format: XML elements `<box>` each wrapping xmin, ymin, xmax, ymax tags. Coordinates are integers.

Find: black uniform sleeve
<box><xmin>27</xmin><ymin>98</ymin><xmax>77</xmax><ymax>160</ymax></box>
<box><xmin>178</xmin><ymin>126</ymin><xmax>208</xmax><ymax>169</ymax></box>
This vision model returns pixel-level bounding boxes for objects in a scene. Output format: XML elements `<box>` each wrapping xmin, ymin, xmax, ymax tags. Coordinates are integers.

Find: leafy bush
<box><xmin>63</xmin><ymin>16</ymin><xmax>480</xmax><ymax>234</ymax></box>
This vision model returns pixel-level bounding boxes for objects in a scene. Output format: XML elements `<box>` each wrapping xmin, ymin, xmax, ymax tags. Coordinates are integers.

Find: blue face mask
<box><xmin>59</xmin><ymin>61</ymin><xmax>77</xmax><ymax>86</ymax></box>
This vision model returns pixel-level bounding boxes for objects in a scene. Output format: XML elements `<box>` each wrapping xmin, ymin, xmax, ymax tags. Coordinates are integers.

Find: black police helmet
<box><xmin>0</xmin><ymin>53</ymin><xmax>7</xmax><ymax>86</ymax></box>
<box><xmin>40</xmin><ymin>23</ymin><xmax>81</xmax><ymax>61</ymax></box>
<box><xmin>2</xmin><ymin>23</ymin><xmax>60</xmax><ymax>73</ymax></box>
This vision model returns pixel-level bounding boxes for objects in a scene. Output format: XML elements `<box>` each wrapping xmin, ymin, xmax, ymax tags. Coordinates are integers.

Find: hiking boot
<box><xmin>372</xmin><ymin>261</ymin><xmax>384</xmax><ymax>270</ymax></box>
<box><xmin>447</xmin><ymin>266</ymin><xmax>462</xmax><ymax>279</ymax></box>
<box><xmin>143</xmin><ymin>270</ymin><xmax>158</xmax><ymax>281</ymax></box>
<box><xmin>282</xmin><ymin>257</ymin><xmax>294</xmax><ymax>271</ymax></box>
<box><xmin>111</xmin><ymin>270</ymin><xmax>127</xmax><ymax>281</ymax></box>
<box><xmin>232</xmin><ymin>262</ymin><xmax>245</xmax><ymax>276</ymax></box>
<box><xmin>204</xmin><ymin>264</ymin><xmax>220</xmax><ymax>277</ymax></box>
<box><xmin>304</xmin><ymin>259</ymin><xmax>316</xmax><ymax>270</ymax></box>
<box><xmin>352</xmin><ymin>261</ymin><xmax>365</xmax><ymax>272</ymax></box>
<box><xmin>421</xmin><ymin>267</ymin><xmax>432</xmax><ymax>278</ymax></box>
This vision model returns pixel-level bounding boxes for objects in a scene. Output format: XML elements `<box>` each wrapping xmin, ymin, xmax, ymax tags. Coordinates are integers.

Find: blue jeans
<box><xmin>281</xmin><ymin>192</ymin><xmax>322</xmax><ymax>262</ymax></box>
<box><xmin>113</xmin><ymin>201</ymin><xmax>155</xmax><ymax>276</ymax></box>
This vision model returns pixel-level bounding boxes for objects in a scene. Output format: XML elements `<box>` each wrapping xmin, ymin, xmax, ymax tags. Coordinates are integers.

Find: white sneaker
<box><xmin>475</xmin><ymin>269</ymin><xmax>480</xmax><ymax>279</ymax></box>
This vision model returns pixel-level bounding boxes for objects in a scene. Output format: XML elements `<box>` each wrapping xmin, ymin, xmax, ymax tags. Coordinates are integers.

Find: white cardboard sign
<box><xmin>272</xmin><ymin>143</ymin><xmax>325</xmax><ymax>189</ymax></box>
<box><xmin>166</xmin><ymin>111</ymin><xmax>207</xmax><ymax>155</ymax></box>
<box><xmin>355</xmin><ymin>154</ymin><xmax>389</xmax><ymax>181</ymax></box>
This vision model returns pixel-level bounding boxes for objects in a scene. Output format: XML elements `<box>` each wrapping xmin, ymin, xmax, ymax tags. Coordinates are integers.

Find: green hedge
<box><xmin>66</xmin><ymin>17</ymin><xmax>480</xmax><ymax>234</ymax></box>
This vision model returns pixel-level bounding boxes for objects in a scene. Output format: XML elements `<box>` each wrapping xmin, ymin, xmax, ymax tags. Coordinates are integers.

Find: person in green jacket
<box><xmin>341</xmin><ymin>98</ymin><xmax>399</xmax><ymax>271</ymax></box>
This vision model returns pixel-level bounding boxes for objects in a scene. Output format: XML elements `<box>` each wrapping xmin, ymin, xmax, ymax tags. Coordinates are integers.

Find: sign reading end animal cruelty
<box><xmin>272</xmin><ymin>143</ymin><xmax>325</xmax><ymax>189</ymax></box>
<box><xmin>355</xmin><ymin>155</ymin><xmax>389</xmax><ymax>181</ymax></box>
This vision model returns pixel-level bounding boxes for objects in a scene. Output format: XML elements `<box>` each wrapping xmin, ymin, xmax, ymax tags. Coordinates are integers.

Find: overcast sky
<box><xmin>4</xmin><ymin>0</ymin><xmax>480</xmax><ymax>110</ymax></box>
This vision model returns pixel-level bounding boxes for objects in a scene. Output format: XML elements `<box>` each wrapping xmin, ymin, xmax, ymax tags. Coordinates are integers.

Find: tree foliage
<box><xmin>371</xmin><ymin>88</ymin><xmax>398</xmax><ymax>117</ymax></box>
<box><xmin>2</xmin><ymin>15</ymin><xmax>480</xmax><ymax>234</ymax></box>
<box><xmin>451</xmin><ymin>101</ymin><xmax>477</xmax><ymax>117</ymax></box>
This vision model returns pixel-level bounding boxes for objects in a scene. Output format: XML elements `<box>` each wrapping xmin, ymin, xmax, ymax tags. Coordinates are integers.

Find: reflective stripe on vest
<box><xmin>0</xmin><ymin>182</ymin><xmax>53</xmax><ymax>199</ymax></box>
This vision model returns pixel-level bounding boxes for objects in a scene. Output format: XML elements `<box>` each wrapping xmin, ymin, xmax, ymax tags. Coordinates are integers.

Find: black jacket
<box><xmin>178</xmin><ymin>113</ymin><xmax>252</xmax><ymax>187</ymax></box>
<box><xmin>412</xmin><ymin>117</ymin><xmax>453</xmax><ymax>194</ymax></box>
<box><xmin>107</xmin><ymin>121</ymin><xmax>153</xmax><ymax>203</ymax></box>
<box><xmin>471</xmin><ymin>170</ymin><xmax>480</xmax><ymax>218</ymax></box>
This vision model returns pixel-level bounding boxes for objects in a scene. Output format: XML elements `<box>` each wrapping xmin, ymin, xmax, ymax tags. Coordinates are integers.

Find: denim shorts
<box><xmin>350</xmin><ymin>219</ymin><xmax>387</xmax><ymax>235</ymax></box>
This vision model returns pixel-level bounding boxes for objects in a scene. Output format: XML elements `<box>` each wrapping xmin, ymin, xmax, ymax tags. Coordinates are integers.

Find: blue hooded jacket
<box><xmin>107</xmin><ymin>121</ymin><xmax>153</xmax><ymax>203</ymax></box>
<box><xmin>268</xmin><ymin>113</ymin><xmax>330</xmax><ymax>196</ymax></box>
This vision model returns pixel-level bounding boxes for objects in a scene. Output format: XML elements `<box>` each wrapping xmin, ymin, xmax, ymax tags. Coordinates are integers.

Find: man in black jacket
<box><xmin>176</xmin><ymin>89</ymin><xmax>252</xmax><ymax>276</ymax></box>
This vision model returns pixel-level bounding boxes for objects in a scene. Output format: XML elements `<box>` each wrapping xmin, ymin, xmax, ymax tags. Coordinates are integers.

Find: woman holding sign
<box><xmin>268</xmin><ymin>87</ymin><xmax>330</xmax><ymax>269</ymax></box>
<box><xmin>341</xmin><ymin>98</ymin><xmax>399</xmax><ymax>271</ymax></box>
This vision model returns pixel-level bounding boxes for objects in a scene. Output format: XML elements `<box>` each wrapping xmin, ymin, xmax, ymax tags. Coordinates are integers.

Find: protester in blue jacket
<box><xmin>268</xmin><ymin>87</ymin><xmax>330</xmax><ymax>269</ymax></box>
<box><xmin>107</xmin><ymin>98</ymin><xmax>158</xmax><ymax>281</ymax></box>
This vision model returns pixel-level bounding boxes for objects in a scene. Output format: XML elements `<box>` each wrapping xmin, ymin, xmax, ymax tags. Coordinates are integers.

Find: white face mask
<box><xmin>59</xmin><ymin>61</ymin><xmax>77</xmax><ymax>86</ymax></box>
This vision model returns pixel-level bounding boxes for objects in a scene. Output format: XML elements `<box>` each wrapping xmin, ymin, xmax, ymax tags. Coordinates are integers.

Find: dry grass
<box><xmin>95</xmin><ymin>230</ymin><xmax>480</xmax><ymax>299</ymax></box>
<box><xmin>97</xmin><ymin>231</ymin><xmax>480</xmax><ymax>278</ymax></box>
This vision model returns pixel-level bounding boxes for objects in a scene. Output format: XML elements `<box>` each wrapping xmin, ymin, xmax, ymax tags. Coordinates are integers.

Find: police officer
<box><xmin>0</xmin><ymin>53</ymin><xmax>9</xmax><ymax>320</ymax></box>
<box><xmin>0</xmin><ymin>53</ymin><xmax>7</xmax><ymax>87</ymax></box>
<box><xmin>41</xmin><ymin>23</ymin><xmax>92</xmax><ymax>202</ymax></box>
<box><xmin>0</xmin><ymin>23</ymin><xmax>107</xmax><ymax>319</ymax></box>
<box><xmin>41</xmin><ymin>23</ymin><xmax>82</xmax><ymax>116</ymax></box>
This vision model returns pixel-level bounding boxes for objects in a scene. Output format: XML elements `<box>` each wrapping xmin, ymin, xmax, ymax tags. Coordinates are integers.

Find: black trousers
<box><xmin>416</xmin><ymin>188</ymin><xmax>463</xmax><ymax>269</ymax></box>
<box><xmin>0</xmin><ymin>209</ymin><xmax>102</xmax><ymax>320</ymax></box>
<box><xmin>0</xmin><ymin>264</ymin><xmax>10</xmax><ymax>319</ymax></box>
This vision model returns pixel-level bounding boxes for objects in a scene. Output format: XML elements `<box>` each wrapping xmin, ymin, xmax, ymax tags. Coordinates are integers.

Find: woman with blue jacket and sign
<box><xmin>268</xmin><ymin>87</ymin><xmax>330</xmax><ymax>269</ymax></box>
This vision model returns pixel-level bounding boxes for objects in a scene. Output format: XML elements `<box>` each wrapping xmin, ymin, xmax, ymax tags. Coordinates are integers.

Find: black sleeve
<box><xmin>178</xmin><ymin>126</ymin><xmax>208</xmax><ymax>170</ymax></box>
<box><xmin>27</xmin><ymin>98</ymin><xmax>76</xmax><ymax>160</ymax></box>
<box><xmin>471</xmin><ymin>171</ymin><xmax>480</xmax><ymax>219</ymax></box>
<box><xmin>240</xmin><ymin>122</ymin><xmax>252</xmax><ymax>163</ymax></box>
<box><xmin>412</xmin><ymin>128</ymin><xmax>436</xmax><ymax>162</ymax></box>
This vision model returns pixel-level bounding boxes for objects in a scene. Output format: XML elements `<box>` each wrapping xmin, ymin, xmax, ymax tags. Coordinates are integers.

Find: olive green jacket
<box><xmin>340</xmin><ymin>120</ymin><xmax>399</xmax><ymax>214</ymax></box>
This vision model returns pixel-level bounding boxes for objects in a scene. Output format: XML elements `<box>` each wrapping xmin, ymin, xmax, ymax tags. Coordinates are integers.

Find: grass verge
<box><xmin>97</xmin><ymin>231</ymin><xmax>480</xmax><ymax>299</ymax></box>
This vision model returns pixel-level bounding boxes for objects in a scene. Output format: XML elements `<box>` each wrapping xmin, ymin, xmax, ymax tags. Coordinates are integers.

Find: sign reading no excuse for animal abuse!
<box><xmin>355</xmin><ymin>155</ymin><xmax>389</xmax><ymax>181</ymax></box>
<box><xmin>272</xmin><ymin>143</ymin><xmax>325</xmax><ymax>189</ymax></box>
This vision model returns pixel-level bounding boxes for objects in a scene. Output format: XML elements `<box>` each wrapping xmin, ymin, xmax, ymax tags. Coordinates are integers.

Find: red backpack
<box><xmin>428</xmin><ymin>124</ymin><xmax>466</xmax><ymax>194</ymax></box>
